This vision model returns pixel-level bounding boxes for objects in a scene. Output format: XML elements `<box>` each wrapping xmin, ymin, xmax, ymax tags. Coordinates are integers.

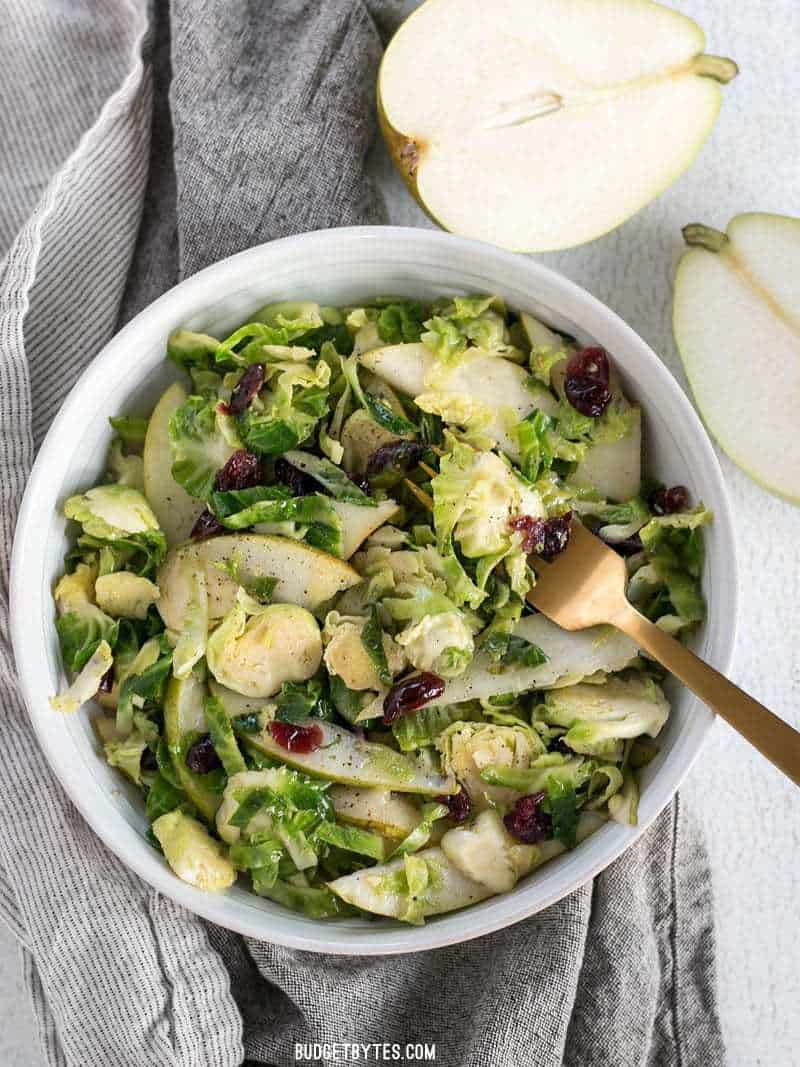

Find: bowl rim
<box><xmin>10</xmin><ymin>224</ymin><xmax>738</xmax><ymax>953</ymax></box>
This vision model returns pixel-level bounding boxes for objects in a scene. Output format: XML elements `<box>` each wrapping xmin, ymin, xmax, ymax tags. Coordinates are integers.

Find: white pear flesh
<box><xmin>673</xmin><ymin>213</ymin><xmax>800</xmax><ymax>503</ymax></box>
<box><xmin>331</xmin><ymin>787</ymin><xmax>421</xmax><ymax>839</ymax></box>
<box><xmin>360</xmin><ymin>342</ymin><xmax>557</xmax><ymax>459</ymax></box>
<box><xmin>246</xmin><ymin>721</ymin><xmax>457</xmax><ymax>796</ymax></box>
<box><xmin>329</xmin><ymin>498</ymin><xmax>401</xmax><ymax>560</ymax></box>
<box><xmin>379</xmin><ymin>0</ymin><xmax>736</xmax><ymax>252</ymax></box>
<box><xmin>157</xmin><ymin>534</ymin><xmax>360</xmax><ymax>630</ymax></box>
<box><xmin>163</xmin><ymin>671</ymin><xmax>220</xmax><ymax>822</ymax></box>
<box><xmin>143</xmin><ymin>382</ymin><xmax>204</xmax><ymax>545</ymax></box>
<box><xmin>328</xmin><ymin>846</ymin><xmax>492</xmax><ymax>919</ymax></box>
<box><xmin>571</xmin><ymin>407</ymin><xmax>642</xmax><ymax>502</ymax></box>
<box><xmin>440</xmin><ymin>614</ymin><xmax>639</xmax><ymax>705</ymax></box>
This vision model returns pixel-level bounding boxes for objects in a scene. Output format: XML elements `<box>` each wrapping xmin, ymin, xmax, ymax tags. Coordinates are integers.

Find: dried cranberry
<box><xmin>214</xmin><ymin>449</ymin><xmax>263</xmax><ymax>492</ymax></box>
<box><xmin>140</xmin><ymin>746</ymin><xmax>158</xmax><ymax>773</ymax></box>
<box><xmin>220</xmin><ymin>364</ymin><xmax>265</xmax><ymax>416</ymax></box>
<box><xmin>650</xmin><ymin>485</ymin><xmax>690</xmax><ymax>515</ymax></box>
<box><xmin>568</xmin><ymin>346</ymin><xmax>610</xmax><ymax>383</ymax></box>
<box><xmin>185</xmin><ymin>735</ymin><xmax>222</xmax><ymax>774</ymax></box>
<box><xmin>382</xmin><ymin>672</ymin><xmax>445</xmax><ymax>725</ymax></box>
<box><xmin>269</xmin><ymin>720</ymin><xmax>323</xmax><ymax>754</ymax></box>
<box><xmin>510</xmin><ymin>512</ymin><xmax>572</xmax><ymax>560</ymax></box>
<box><xmin>190</xmin><ymin>508</ymin><xmax>225</xmax><ymax>540</ymax></box>
<box><xmin>504</xmin><ymin>793</ymin><xmax>552</xmax><ymax>844</ymax></box>
<box><xmin>273</xmin><ymin>456</ymin><xmax>318</xmax><ymax>496</ymax></box>
<box><xmin>604</xmin><ymin>532</ymin><xmax>643</xmax><ymax>557</ymax></box>
<box><xmin>564</xmin><ymin>346</ymin><xmax>612</xmax><ymax>417</ymax></box>
<box><xmin>438</xmin><ymin>786</ymin><xmax>472</xmax><ymax>824</ymax></box>
<box><xmin>510</xmin><ymin>515</ymin><xmax>543</xmax><ymax>553</ymax></box>
<box><xmin>665</xmin><ymin>486</ymin><xmax>689</xmax><ymax>512</ymax></box>
<box><xmin>97</xmin><ymin>667</ymin><xmax>114</xmax><ymax>694</ymax></box>
<box><xmin>366</xmin><ymin>440</ymin><xmax>423</xmax><ymax>477</ymax></box>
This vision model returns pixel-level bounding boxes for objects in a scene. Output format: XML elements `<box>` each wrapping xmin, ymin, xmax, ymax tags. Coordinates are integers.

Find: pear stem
<box><xmin>682</xmin><ymin>224</ymin><xmax>729</xmax><ymax>253</ymax></box>
<box><xmin>694</xmin><ymin>54</ymin><xmax>739</xmax><ymax>83</ymax></box>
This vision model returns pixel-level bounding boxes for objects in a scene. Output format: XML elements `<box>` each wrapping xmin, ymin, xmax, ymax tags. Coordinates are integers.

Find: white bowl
<box><xmin>10</xmin><ymin>226</ymin><xmax>737</xmax><ymax>954</ymax></box>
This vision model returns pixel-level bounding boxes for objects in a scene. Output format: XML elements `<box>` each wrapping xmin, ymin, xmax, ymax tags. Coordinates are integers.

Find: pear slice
<box><xmin>440</xmin><ymin>615</ymin><xmax>639</xmax><ymax>705</ymax></box>
<box><xmin>360</xmin><ymin>342</ymin><xmax>557</xmax><ymax>459</ymax></box>
<box><xmin>143</xmin><ymin>382</ymin><xmax>204</xmax><ymax>545</ymax></box>
<box><xmin>157</xmin><ymin>534</ymin><xmax>360</xmax><ymax>630</ymax></box>
<box><xmin>247</xmin><ymin>721</ymin><xmax>457</xmax><ymax>796</ymax></box>
<box><xmin>673</xmin><ymin>213</ymin><xmax>800</xmax><ymax>503</ymax></box>
<box><xmin>328</xmin><ymin>846</ymin><xmax>492</xmax><ymax>919</ymax></box>
<box><xmin>329</xmin><ymin>499</ymin><xmax>401</xmax><ymax>560</ymax></box>
<box><xmin>379</xmin><ymin>0</ymin><xmax>737</xmax><ymax>251</ymax></box>
<box><xmin>570</xmin><ymin>404</ymin><xmax>642</xmax><ymax>502</ymax></box>
<box><xmin>331</xmin><ymin>786</ymin><xmax>421</xmax><ymax>839</ymax></box>
<box><xmin>163</xmin><ymin>671</ymin><xmax>220</xmax><ymax>823</ymax></box>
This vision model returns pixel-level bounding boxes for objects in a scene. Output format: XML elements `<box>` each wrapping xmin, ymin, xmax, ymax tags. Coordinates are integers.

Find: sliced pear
<box><xmin>440</xmin><ymin>615</ymin><xmax>638</xmax><ymax>705</ymax></box>
<box><xmin>328</xmin><ymin>845</ymin><xmax>491</xmax><ymax>919</ymax></box>
<box><xmin>163</xmin><ymin>671</ymin><xmax>220</xmax><ymax>823</ymax></box>
<box><xmin>360</xmin><ymin>342</ymin><xmax>556</xmax><ymax>458</ymax></box>
<box><xmin>143</xmin><ymin>382</ymin><xmax>204</xmax><ymax>545</ymax></box>
<box><xmin>330</xmin><ymin>499</ymin><xmax>400</xmax><ymax>560</ymax></box>
<box><xmin>379</xmin><ymin>0</ymin><xmax>737</xmax><ymax>252</ymax></box>
<box><xmin>331</xmin><ymin>786</ymin><xmax>421</xmax><ymax>839</ymax></box>
<box><xmin>341</xmin><ymin>410</ymin><xmax>400</xmax><ymax>475</ymax></box>
<box><xmin>673</xmin><ymin>212</ymin><xmax>800</xmax><ymax>503</ymax></box>
<box><xmin>571</xmin><ymin>406</ymin><xmax>642</xmax><ymax>502</ymax></box>
<box><xmin>520</xmin><ymin>311</ymin><xmax>566</xmax><ymax>352</ymax></box>
<box><xmin>157</xmin><ymin>534</ymin><xmax>360</xmax><ymax>630</ymax></box>
<box><xmin>440</xmin><ymin>809</ymin><xmax>537</xmax><ymax>892</ymax></box>
<box><xmin>208</xmin><ymin>678</ymin><xmax>275</xmax><ymax>720</ymax></box>
<box><xmin>247</xmin><ymin>721</ymin><xmax>457</xmax><ymax>796</ymax></box>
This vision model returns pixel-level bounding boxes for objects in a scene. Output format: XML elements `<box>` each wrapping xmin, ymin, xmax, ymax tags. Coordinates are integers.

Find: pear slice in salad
<box><xmin>378</xmin><ymin>0</ymin><xmax>737</xmax><ymax>251</ymax></box>
<box><xmin>329</xmin><ymin>498</ymin><xmax>401</xmax><ymax>560</ymax></box>
<box><xmin>328</xmin><ymin>846</ymin><xmax>492</xmax><ymax>920</ymax></box>
<box><xmin>331</xmin><ymin>786</ymin><xmax>422</xmax><ymax>840</ymax></box>
<box><xmin>247</xmin><ymin>721</ymin><xmax>457</xmax><ymax>796</ymax></box>
<box><xmin>570</xmin><ymin>404</ymin><xmax>642</xmax><ymax>503</ymax></box>
<box><xmin>163</xmin><ymin>671</ymin><xmax>221</xmax><ymax>822</ymax></box>
<box><xmin>673</xmin><ymin>212</ymin><xmax>800</xmax><ymax>503</ymax></box>
<box><xmin>440</xmin><ymin>615</ymin><xmax>639</xmax><ymax>705</ymax></box>
<box><xmin>520</xmin><ymin>311</ymin><xmax>643</xmax><ymax>500</ymax></box>
<box><xmin>360</xmin><ymin>342</ymin><xmax>557</xmax><ymax>460</ymax></box>
<box><xmin>207</xmin><ymin>678</ymin><xmax>275</xmax><ymax>720</ymax></box>
<box><xmin>329</xmin><ymin>811</ymin><xmax>608</xmax><ymax>921</ymax></box>
<box><xmin>157</xmin><ymin>534</ymin><xmax>361</xmax><ymax>630</ymax></box>
<box><xmin>143</xmin><ymin>382</ymin><xmax>204</xmax><ymax>545</ymax></box>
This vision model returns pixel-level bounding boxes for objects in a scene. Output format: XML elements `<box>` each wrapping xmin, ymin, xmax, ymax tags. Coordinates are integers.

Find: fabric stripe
<box><xmin>0</xmin><ymin>3</ymin><xmax>243</xmax><ymax>1065</ymax></box>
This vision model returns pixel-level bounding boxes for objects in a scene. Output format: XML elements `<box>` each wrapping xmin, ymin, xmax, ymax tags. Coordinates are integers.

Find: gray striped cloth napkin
<box><xmin>0</xmin><ymin>2</ymin><xmax>725</xmax><ymax>1065</ymax></box>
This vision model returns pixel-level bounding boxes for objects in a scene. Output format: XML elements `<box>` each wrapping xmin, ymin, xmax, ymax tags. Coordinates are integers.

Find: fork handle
<box><xmin>613</xmin><ymin>604</ymin><xmax>800</xmax><ymax>787</ymax></box>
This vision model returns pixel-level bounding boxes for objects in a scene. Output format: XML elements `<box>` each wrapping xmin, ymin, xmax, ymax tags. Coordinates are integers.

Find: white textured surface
<box><xmin>2</xmin><ymin>0</ymin><xmax>798</xmax><ymax>1063</ymax></box>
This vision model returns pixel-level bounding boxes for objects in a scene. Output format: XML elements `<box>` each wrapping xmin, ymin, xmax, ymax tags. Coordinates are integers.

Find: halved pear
<box><xmin>673</xmin><ymin>213</ymin><xmax>800</xmax><ymax>503</ymax></box>
<box><xmin>143</xmin><ymin>382</ymin><xmax>204</xmax><ymax>545</ymax></box>
<box><xmin>157</xmin><ymin>534</ymin><xmax>360</xmax><ymax>630</ymax></box>
<box><xmin>378</xmin><ymin>0</ymin><xmax>737</xmax><ymax>251</ymax></box>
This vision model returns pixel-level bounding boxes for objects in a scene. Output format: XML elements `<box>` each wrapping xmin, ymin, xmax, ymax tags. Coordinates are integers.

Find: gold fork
<box><xmin>526</xmin><ymin>518</ymin><xmax>800</xmax><ymax>786</ymax></box>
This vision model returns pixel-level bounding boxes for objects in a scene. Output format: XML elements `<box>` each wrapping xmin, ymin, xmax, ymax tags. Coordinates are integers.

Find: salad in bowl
<box><xmin>49</xmin><ymin>294</ymin><xmax>710</xmax><ymax>924</ymax></box>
